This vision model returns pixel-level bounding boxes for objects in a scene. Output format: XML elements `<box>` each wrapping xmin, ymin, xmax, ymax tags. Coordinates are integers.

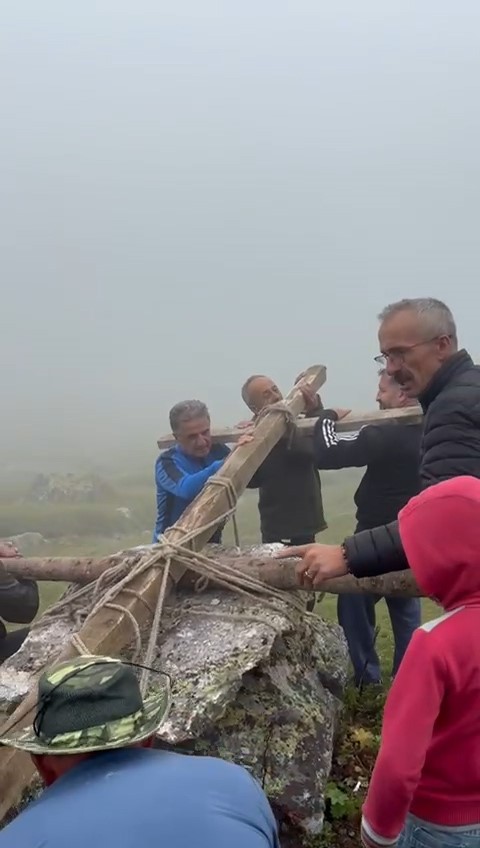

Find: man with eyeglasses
<box><xmin>276</xmin><ymin>297</ymin><xmax>480</xmax><ymax>584</ymax></box>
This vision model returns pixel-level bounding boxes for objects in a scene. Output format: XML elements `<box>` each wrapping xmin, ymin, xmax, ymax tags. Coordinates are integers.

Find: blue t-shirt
<box><xmin>153</xmin><ymin>443</ymin><xmax>230</xmax><ymax>542</ymax></box>
<box><xmin>0</xmin><ymin>749</ymin><xmax>279</xmax><ymax>848</ymax></box>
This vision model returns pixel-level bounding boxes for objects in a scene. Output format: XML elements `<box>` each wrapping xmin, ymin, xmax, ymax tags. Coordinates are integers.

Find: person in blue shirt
<box><xmin>0</xmin><ymin>654</ymin><xmax>280</xmax><ymax>848</ymax></box>
<box><xmin>153</xmin><ymin>399</ymin><xmax>230</xmax><ymax>543</ymax></box>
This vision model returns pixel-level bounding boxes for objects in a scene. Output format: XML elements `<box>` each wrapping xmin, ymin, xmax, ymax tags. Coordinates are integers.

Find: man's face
<box><xmin>246</xmin><ymin>377</ymin><xmax>283</xmax><ymax>413</ymax></box>
<box><xmin>174</xmin><ymin>415</ymin><xmax>212</xmax><ymax>458</ymax></box>
<box><xmin>377</xmin><ymin>309</ymin><xmax>454</xmax><ymax>397</ymax></box>
<box><xmin>376</xmin><ymin>372</ymin><xmax>407</xmax><ymax>410</ymax></box>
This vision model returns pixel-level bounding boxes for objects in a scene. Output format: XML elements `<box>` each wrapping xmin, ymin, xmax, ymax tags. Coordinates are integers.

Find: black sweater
<box><xmin>315</xmin><ymin>413</ymin><xmax>421</xmax><ymax>531</ymax></box>
<box><xmin>248</xmin><ymin>426</ymin><xmax>326</xmax><ymax>540</ymax></box>
<box><xmin>0</xmin><ymin>566</ymin><xmax>39</xmax><ymax>641</ymax></box>
<box><xmin>344</xmin><ymin>350</ymin><xmax>480</xmax><ymax>577</ymax></box>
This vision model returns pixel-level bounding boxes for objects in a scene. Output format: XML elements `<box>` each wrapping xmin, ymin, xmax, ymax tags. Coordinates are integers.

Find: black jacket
<box><xmin>248</xmin><ymin>425</ymin><xmax>327</xmax><ymax>541</ymax></box>
<box><xmin>345</xmin><ymin>350</ymin><xmax>480</xmax><ymax>577</ymax></box>
<box><xmin>0</xmin><ymin>568</ymin><xmax>39</xmax><ymax>641</ymax></box>
<box><xmin>315</xmin><ymin>413</ymin><xmax>421</xmax><ymax>530</ymax></box>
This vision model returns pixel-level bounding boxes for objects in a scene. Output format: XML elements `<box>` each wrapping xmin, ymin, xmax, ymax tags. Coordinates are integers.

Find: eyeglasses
<box><xmin>374</xmin><ymin>336</ymin><xmax>449</xmax><ymax>368</ymax></box>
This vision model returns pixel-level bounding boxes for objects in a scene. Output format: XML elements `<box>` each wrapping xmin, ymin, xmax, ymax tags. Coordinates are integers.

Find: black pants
<box><xmin>0</xmin><ymin>627</ymin><xmax>30</xmax><ymax>663</ymax></box>
<box><xmin>262</xmin><ymin>533</ymin><xmax>316</xmax><ymax>611</ymax></box>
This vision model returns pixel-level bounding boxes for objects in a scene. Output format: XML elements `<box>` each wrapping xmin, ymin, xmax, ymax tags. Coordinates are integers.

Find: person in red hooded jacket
<box><xmin>361</xmin><ymin>476</ymin><xmax>480</xmax><ymax>848</ymax></box>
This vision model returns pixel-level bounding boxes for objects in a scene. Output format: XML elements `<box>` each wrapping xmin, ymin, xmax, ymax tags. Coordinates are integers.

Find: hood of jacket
<box><xmin>399</xmin><ymin>475</ymin><xmax>480</xmax><ymax>609</ymax></box>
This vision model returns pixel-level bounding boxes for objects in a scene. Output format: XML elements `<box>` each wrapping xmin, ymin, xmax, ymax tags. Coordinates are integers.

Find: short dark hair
<box><xmin>169</xmin><ymin>400</ymin><xmax>209</xmax><ymax>434</ymax></box>
<box><xmin>241</xmin><ymin>375</ymin><xmax>267</xmax><ymax>405</ymax></box>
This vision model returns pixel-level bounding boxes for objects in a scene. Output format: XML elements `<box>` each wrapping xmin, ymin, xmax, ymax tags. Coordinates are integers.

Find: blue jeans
<box><xmin>337</xmin><ymin>593</ymin><xmax>421</xmax><ymax>685</ymax></box>
<box><xmin>398</xmin><ymin>814</ymin><xmax>480</xmax><ymax>847</ymax></box>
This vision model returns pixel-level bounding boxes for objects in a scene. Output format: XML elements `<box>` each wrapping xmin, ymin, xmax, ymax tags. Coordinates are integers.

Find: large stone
<box><xmin>8</xmin><ymin>533</ymin><xmax>46</xmax><ymax>555</ymax></box>
<box><xmin>0</xmin><ymin>546</ymin><xmax>349</xmax><ymax>844</ymax></box>
<box><xmin>27</xmin><ymin>472</ymin><xmax>114</xmax><ymax>504</ymax></box>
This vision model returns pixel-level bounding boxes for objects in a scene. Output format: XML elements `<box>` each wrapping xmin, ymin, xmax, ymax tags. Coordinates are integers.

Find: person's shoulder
<box><xmin>155</xmin><ymin>447</ymin><xmax>184</xmax><ymax>483</ymax></box>
<box><xmin>156</xmin><ymin>447</ymin><xmax>179</xmax><ymax>467</ymax></box>
<box><xmin>431</xmin><ymin>371</ymin><xmax>480</xmax><ymax>419</ymax></box>
<box><xmin>394</xmin><ymin>421</ymin><xmax>423</xmax><ymax>443</ymax></box>
<box><xmin>0</xmin><ymin>798</ymin><xmax>46</xmax><ymax>846</ymax></box>
<box><xmin>157</xmin><ymin>446</ymin><xmax>177</xmax><ymax>460</ymax></box>
<box><xmin>173</xmin><ymin>752</ymin><xmax>257</xmax><ymax>786</ymax></box>
<box><xmin>441</xmin><ymin>364</ymin><xmax>480</xmax><ymax>398</ymax></box>
<box><xmin>211</xmin><ymin>442</ymin><xmax>230</xmax><ymax>460</ymax></box>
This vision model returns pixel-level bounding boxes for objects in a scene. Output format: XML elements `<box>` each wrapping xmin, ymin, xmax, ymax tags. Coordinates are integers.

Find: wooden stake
<box><xmin>1</xmin><ymin>553</ymin><xmax>421</xmax><ymax>598</ymax></box>
<box><xmin>0</xmin><ymin>364</ymin><xmax>327</xmax><ymax>820</ymax></box>
<box><xmin>156</xmin><ymin>405</ymin><xmax>423</xmax><ymax>449</ymax></box>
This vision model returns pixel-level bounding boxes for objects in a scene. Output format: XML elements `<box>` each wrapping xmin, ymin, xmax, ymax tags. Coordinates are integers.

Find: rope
<box><xmin>208</xmin><ymin>476</ymin><xmax>241</xmax><ymax>548</ymax></box>
<box><xmin>37</xmin><ymin>412</ymin><xmax>313</xmax><ymax>694</ymax></box>
<box><xmin>254</xmin><ymin>399</ymin><xmax>296</xmax><ymax>447</ymax></box>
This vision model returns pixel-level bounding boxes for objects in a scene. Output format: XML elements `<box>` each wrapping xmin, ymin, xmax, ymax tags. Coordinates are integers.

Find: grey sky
<box><xmin>2</xmin><ymin>1</ymin><xmax>480</xmax><ymax>465</ymax></box>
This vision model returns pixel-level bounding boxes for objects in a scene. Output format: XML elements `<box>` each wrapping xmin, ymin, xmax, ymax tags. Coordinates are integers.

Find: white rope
<box><xmin>38</xmin><ymin>425</ymin><xmax>313</xmax><ymax>694</ymax></box>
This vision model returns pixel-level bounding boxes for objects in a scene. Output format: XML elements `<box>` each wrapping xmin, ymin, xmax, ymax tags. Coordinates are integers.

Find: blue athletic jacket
<box><xmin>153</xmin><ymin>442</ymin><xmax>230</xmax><ymax>542</ymax></box>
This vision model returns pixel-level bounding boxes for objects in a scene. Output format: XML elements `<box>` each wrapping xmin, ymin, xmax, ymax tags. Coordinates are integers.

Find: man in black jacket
<box><xmin>0</xmin><ymin>540</ymin><xmax>39</xmax><ymax>662</ymax></box>
<box><xmin>241</xmin><ymin>374</ymin><xmax>347</xmax><ymax>611</ymax></box>
<box><xmin>315</xmin><ymin>371</ymin><xmax>421</xmax><ymax>684</ymax></box>
<box><xmin>277</xmin><ymin>297</ymin><xmax>480</xmax><ymax>585</ymax></box>
<box><xmin>242</xmin><ymin>374</ymin><xmax>328</xmax><ymax>546</ymax></box>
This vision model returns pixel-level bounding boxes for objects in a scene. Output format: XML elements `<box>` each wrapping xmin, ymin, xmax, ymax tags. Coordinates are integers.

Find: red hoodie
<box><xmin>362</xmin><ymin>476</ymin><xmax>480</xmax><ymax>845</ymax></box>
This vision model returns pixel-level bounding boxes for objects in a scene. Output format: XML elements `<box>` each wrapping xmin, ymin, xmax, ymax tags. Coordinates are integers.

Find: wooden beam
<box><xmin>0</xmin><ymin>555</ymin><xmax>119</xmax><ymax>585</ymax></box>
<box><xmin>0</xmin><ymin>364</ymin><xmax>327</xmax><ymax>821</ymax></box>
<box><xmin>0</xmin><ymin>553</ymin><xmax>421</xmax><ymax>597</ymax></box>
<box><xmin>156</xmin><ymin>405</ymin><xmax>423</xmax><ymax>449</ymax></box>
<box><xmin>213</xmin><ymin>554</ymin><xmax>421</xmax><ymax>597</ymax></box>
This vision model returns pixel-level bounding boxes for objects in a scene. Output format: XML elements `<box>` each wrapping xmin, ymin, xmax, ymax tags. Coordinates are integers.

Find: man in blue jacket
<box><xmin>0</xmin><ymin>654</ymin><xmax>280</xmax><ymax>848</ymax></box>
<box><xmin>153</xmin><ymin>399</ymin><xmax>230</xmax><ymax>543</ymax></box>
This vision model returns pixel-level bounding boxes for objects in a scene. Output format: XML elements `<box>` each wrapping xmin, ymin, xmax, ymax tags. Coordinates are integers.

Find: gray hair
<box><xmin>378</xmin><ymin>297</ymin><xmax>457</xmax><ymax>345</ymax></box>
<box><xmin>169</xmin><ymin>399</ymin><xmax>210</xmax><ymax>434</ymax></box>
<box><xmin>378</xmin><ymin>368</ymin><xmax>410</xmax><ymax>392</ymax></box>
<box><xmin>378</xmin><ymin>367</ymin><xmax>400</xmax><ymax>386</ymax></box>
<box><xmin>241</xmin><ymin>375</ymin><xmax>266</xmax><ymax>405</ymax></box>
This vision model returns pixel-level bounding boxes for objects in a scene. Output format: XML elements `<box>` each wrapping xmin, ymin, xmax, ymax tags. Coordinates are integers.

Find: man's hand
<box><xmin>235</xmin><ymin>419</ymin><xmax>254</xmax><ymax>430</ymax></box>
<box><xmin>298</xmin><ymin>385</ymin><xmax>321</xmax><ymax>414</ymax></box>
<box><xmin>333</xmin><ymin>408</ymin><xmax>352</xmax><ymax>421</ymax></box>
<box><xmin>234</xmin><ymin>433</ymin><xmax>255</xmax><ymax>448</ymax></box>
<box><xmin>0</xmin><ymin>541</ymin><xmax>20</xmax><ymax>559</ymax></box>
<box><xmin>275</xmin><ymin>543</ymin><xmax>348</xmax><ymax>587</ymax></box>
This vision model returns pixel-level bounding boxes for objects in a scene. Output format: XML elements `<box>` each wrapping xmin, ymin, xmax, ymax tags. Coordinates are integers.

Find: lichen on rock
<box><xmin>151</xmin><ymin>583</ymin><xmax>348</xmax><ymax>843</ymax></box>
<box><xmin>0</xmin><ymin>545</ymin><xmax>349</xmax><ymax>845</ymax></box>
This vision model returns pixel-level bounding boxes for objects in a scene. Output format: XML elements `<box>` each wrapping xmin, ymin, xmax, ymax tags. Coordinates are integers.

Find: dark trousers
<box><xmin>262</xmin><ymin>533</ymin><xmax>316</xmax><ymax>611</ymax></box>
<box><xmin>337</xmin><ymin>593</ymin><xmax>421</xmax><ymax>685</ymax></box>
<box><xmin>0</xmin><ymin>627</ymin><xmax>30</xmax><ymax>663</ymax></box>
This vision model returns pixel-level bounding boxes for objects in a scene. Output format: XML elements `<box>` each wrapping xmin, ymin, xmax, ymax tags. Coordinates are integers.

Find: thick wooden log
<box><xmin>0</xmin><ymin>555</ymin><xmax>117</xmax><ymax>584</ymax></box>
<box><xmin>1</xmin><ymin>553</ymin><xmax>421</xmax><ymax>597</ymax></box>
<box><xmin>0</xmin><ymin>364</ymin><xmax>326</xmax><ymax>820</ymax></box>
<box><xmin>217</xmin><ymin>554</ymin><xmax>421</xmax><ymax>597</ymax></box>
<box><xmin>157</xmin><ymin>405</ymin><xmax>423</xmax><ymax>449</ymax></box>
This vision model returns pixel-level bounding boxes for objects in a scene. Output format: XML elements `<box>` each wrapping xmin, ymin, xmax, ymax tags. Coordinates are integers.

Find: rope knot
<box><xmin>255</xmin><ymin>401</ymin><xmax>296</xmax><ymax>446</ymax></box>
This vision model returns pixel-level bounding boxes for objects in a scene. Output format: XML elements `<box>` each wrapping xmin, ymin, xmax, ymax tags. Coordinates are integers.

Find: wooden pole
<box><xmin>0</xmin><ymin>555</ymin><xmax>118</xmax><ymax>584</ymax></box>
<box><xmin>0</xmin><ymin>364</ymin><xmax>327</xmax><ymax>820</ymax></box>
<box><xmin>156</xmin><ymin>405</ymin><xmax>423</xmax><ymax>449</ymax></box>
<box><xmin>1</xmin><ymin>553</ymin><xmax>421</xmax><ymax>597</ymax></box>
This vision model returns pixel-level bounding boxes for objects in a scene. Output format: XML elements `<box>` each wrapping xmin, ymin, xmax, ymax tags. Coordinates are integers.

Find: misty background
<box><xmin>2</xmin><ymin>1</ymin><xmax>480</xmax><ymax>474</ymax></box>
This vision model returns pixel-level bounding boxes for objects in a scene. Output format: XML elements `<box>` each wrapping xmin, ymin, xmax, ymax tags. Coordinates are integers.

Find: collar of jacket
<box><xmin>418</xmin><ymin>349</ymin><xmax>473</xmax><ymax>411</ymax></box>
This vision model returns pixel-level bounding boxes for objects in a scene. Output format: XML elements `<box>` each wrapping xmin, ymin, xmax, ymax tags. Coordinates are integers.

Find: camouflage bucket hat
<box><xmin>0</xmin><ymin>655</ymin><xmax>171</xmax><ymax>755</ymax></box>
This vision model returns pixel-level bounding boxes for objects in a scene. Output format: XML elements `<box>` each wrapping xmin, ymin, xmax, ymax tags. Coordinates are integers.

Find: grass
<box><xmin>1</xmin><ymin>466</ymin><xmax>441</xmax><ymax>846</ymax></box>
<box><xmin>0</xmin><ymin>467</ymin><xmax>439</xmax><ymax>661</ymax></box>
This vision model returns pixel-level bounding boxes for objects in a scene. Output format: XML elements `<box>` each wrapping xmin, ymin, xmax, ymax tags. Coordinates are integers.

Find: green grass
<box><xmin>0</xmin><ymin>467</ymin><xmax>439</xmax><ymax>673</ymax></box>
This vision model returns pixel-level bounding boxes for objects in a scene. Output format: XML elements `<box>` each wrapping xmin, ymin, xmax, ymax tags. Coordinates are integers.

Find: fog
<box><xmin>2</xmin><ymin>1</ymin><xmax>480</xmax><ymax>470</ymax></box>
